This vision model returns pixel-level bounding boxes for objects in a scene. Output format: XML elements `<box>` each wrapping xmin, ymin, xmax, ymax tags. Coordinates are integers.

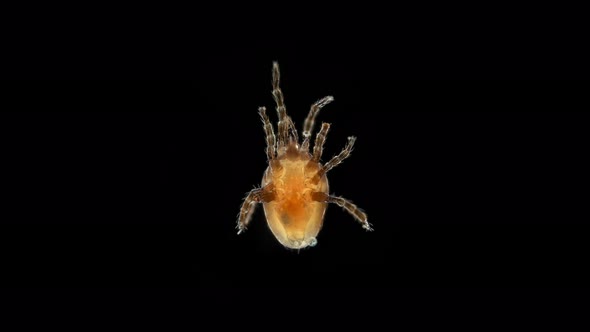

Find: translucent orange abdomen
<box><xmin>261</xmin><ymin>147</ymin><xmax>329</xmax><ymax>249</ymax></box>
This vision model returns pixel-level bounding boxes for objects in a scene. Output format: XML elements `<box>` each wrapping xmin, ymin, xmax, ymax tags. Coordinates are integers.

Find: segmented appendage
<box><xmin>272</xmin><ymin>62</ymin><xmax>288</xmax><ymax>148</ymax></box>
<box><xmin>312</xmin><ymin>123</ymin><xmax>331</xmax><ymax>162</ymax></box>
<box><xmin>302</xmin><ymin>96</ymin><xmax>334</xmax><ymax>151</ymax></box>
<box><xmin>259</xmin><ymin>107</ymin><xmax>276</xmax><ymax>160</ymax></box>
<box><xmin>321</xmin><ymin>136</ymin><xmax>356</xmax><ymax>175</ymax></box>
<box><xmin>327</xmin><ymin>195</ymin><xmax>373</xmax><ymax>231</ymax></box>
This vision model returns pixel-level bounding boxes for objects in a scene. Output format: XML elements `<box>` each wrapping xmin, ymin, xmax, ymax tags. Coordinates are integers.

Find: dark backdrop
<box><xmin>3</xmin><ymin>78</ymin><xmax>588</xmax><ymax>285</ymax></box>
<box><xmin>2</xmin><ymin>33</ymin><xmax>589</xmax><ymax>326</ymax></box>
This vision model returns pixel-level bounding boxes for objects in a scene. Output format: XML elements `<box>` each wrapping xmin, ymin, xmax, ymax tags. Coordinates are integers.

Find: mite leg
<box><xmin>301</xmin><ymin>96</ymin><xmax>334</xmax><ymax>151</ymax></box>
<box><xmin>237</xmin><ymin>188</ymin><xmax>263</xmax><ymax>235</ymax></box>
<box><xmin>272</xmin><ymin>62</ymin><xmax>288</xmax><ymax>148</ymax></box>
<box><xmin>259</xmin><ymin>107</ymin><xmax>276</xmax><ymax>160</ymax></box>
<box><xmin>312</xmin><ymin>122</ymin><xmax>331</xmax><ymax>162</ymax></box>
<box><xmin>237</xmin><ymin>186</ymin><xmax>276</xmax><ymax>234</ymax></box>
<box><xmin>286</xmin><ymin>115</ymin><xmax>299</xmax><ymax>144</ymax></box>
<box><xmin>319</xmin><ymin>136</ymin><xmax>356</xmax><ymax>175</ymax></box>
<box><xmin>311</xmin><ymin>192</ymin><xmax>373</xmax><ymax>231</ymax></box>
<box><xmin>328</xmin><ymin>195</ymin><xmax>373</xmax><ymax>231</ymax></box>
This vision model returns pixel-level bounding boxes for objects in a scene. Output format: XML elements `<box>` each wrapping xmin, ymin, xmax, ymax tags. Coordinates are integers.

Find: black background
<box><xmin>2</xmin><ymin>11</ymin><xmax>589</xmax><ymax>328</ymax></box>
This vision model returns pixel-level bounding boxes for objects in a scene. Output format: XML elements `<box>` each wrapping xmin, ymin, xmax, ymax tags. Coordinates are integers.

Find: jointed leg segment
<box><xmin>302</xmin><ymin>96</ymin><xmax>334</xmax><ymax>151</ymax></box>
<box><xmin>272</xmin><ymin>62</ymin><xmax>289</xmax><ymax>148</ymax></box>
<box><xmin>237</xmin><ymin>188</ymin><xmax>263</xmax><ymax>234</ymax></box>
<box><xmin>259</xmin><ymin>106</ymin><xmax>276</xmax><ymax>160</ymax></box>
<box><xmin>312</xmin><ymin>123</ymin><xmax>331</xmax><ymax>162</ymax></box>
<box><xmin>311</xmin><ymin>192</ymin><xmax>373</xmax><ymax>231</ymax></box>
<box><xmin>329</xmin><ymin>195</ymin><xmax>372</xmax><ymax>231</ymax></box>
<box><xmin>286</xmin><ymin>115</ymin><xmax>299</xmax><ymax>144</ymax></box>
<box><xmin>317</xmin><ymin>136</ymin><xmax>356</xmax><ymax>177</ymax></box>
<box><xmin>237</xmin><ymin>185</ymin><xmax>276</xmax><ymax>234</ymax></box>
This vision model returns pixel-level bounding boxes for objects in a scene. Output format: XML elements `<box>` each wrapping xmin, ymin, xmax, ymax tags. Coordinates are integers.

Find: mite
<box><xmin>237</xmin><ymin>62</ymin><xmax>372</xmax><ymax>249</ymax></box>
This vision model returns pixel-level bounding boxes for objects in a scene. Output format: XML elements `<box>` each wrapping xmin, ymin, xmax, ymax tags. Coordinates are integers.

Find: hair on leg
<box><xmin>271</xmin><ymin>62</ymin><xmax>288</xmax><ymax>148</ymax></box>
<box><xmin>311</xmin><ymin>136</ymin><xmax>356</xmax><ymax>184</ymax></box>
<box><xmin>328</xmin><ymin>195</ymin><xmax>372</xmax><ymax>231</ymax></box>
<box><xmin>302</xmin><ymin>96</ymin><xmax>334</xmax><ymax>151</ymax></box>
<box><xmin>321</xmin><ymin>136</ymin><xmax>356</xmax><ymax>174</ymax></box>
<box><xmin>237</xmin><ymin>185</ymin><xmax>276</xmax><ymax>234</ymax></box>
<box><xmin>311</xmin><ymin>191</ymin><xmax>372</xmax><ymax>231</ymax></box>
<box><xmin>286</xmin><ymin>115</ymin><xmax>299</xmax><ymax>144</ymax></box>
<box><xmin>259</xmin><ymin>106</ymin><xmax>276</xmax><ymax>160</ymax></box>
<box><xmin>312</xmin><ymin>122</ymin><xmax>331</xmax><ymax>162</ymax></box>
<box><xmin>237</xmin><ymin>188</ymin><xmax>263</xmax><ymax>234</ymax></box>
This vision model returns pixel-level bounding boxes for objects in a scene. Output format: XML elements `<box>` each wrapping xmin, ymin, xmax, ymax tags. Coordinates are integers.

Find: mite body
<box><xmin>237</xmin><ymin>62</ymin><xmax>372</xmax><ymax>249</ymax></box>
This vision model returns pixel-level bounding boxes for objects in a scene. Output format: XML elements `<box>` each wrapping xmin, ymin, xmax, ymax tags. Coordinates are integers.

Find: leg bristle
<box><xmin>327</xmin><ymin>195</ymin><xmax>372</xmax><ymax>231</ymax></box>
<box><xmin>271</xmin><ymin>62</ymin><xmax>288</xmax><ymax>148</ymax></box>
<box><xmin>312</xmin><ymin>122</ymin><xmax>331</xmax><ymax>162</ymax></box>
<box><xmin>321</xmin><ymin>136</ymin><xmax>356</xmax><ymax>174</ymax></box>
<box><xmin>302</xmin><ymin>96</ymin><xmax>334</xmax><ymax>151</ymax></box>
<box><xmin>237</xmin><ymin>188</ymin><xmax>262</xmax><ymax>234</ymax></box>
<box><xmin>259</xmin><ymin>106</ymin><xmax>276</xmax><ymax>160</ymax></box>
